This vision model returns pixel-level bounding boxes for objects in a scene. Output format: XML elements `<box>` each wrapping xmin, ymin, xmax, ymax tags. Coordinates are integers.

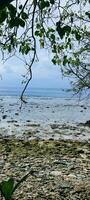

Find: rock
<box><xmin>15</xmin><ymin>113</ymin><xmax>19</xmax><ymax>115</ymax></box>
<box><xmin>80</xmin><ymin>105</ymin><xmax>84</xmax><ymax>108</ymax></box>
<box><xmin>49</xmin><ymin>138</ymin><xmax>54</xmax><ymax>141</ymax></box>
<box><xmin>26</xmin><ymin>120</ymin><xmax>31</xmax><ymax>122</ymax></box>
<box><xmin>7</xmin><ymin>120</ymin><xmax>18</xmax><ymax>123</ymax></box>
<box><xmin>84</xmin><ymin>120</ymin><xmax>90</xmax><ymax>127</ymax></box>
<box><xmin>14</xmin><ymin>124</ymin><xmax>19</xmax><ymax>127</ymax></box>
<box><xmin>50</xmin><ymin>124</ymin><xmax>59</xmax><ymax>129</ymax></box>
<box><xmin>83</xmin><ymin>107</ymin><xmax>87</xmax><ymax>109</ymax></box>
<box><xmin>74</xmin><ymin>184</ymin><xmax>85</xmax><ymax>193</ymax></box>
<box><xmin>50</xmin><ymin>171</ymin><xmax>62</xmax><ymax>176</ymax></box>
<box><xmin>52</xmin><ymin>111</ymin><xmax>55</xmax><ymax>113</ymax></box>
<box><xmin>9</xmin><ymin>104</ymin><xmax>14</xmax><ymax>106</ymax></box>
<box><xmin>68</xmin><ymin>174</ymin><xmax>76</xmax><ymax>179</ymax></box>
<box><xmin>2</xmin><ymin>115</ymin><xmax>7</xmax><ymax>119</ymax></box>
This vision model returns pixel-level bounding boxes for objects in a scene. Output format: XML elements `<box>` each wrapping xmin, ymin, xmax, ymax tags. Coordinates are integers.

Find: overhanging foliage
<box><xmin>0</xmin><ymin>0</ymin><xmax>90</xmax><ymax>101</ymax></box>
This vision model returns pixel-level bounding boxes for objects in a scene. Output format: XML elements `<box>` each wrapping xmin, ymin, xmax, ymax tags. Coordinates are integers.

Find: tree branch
<box><xmin>20</xmin><ymin>0</ymin><xmax>37</xmax><ymax>106</ymax></box>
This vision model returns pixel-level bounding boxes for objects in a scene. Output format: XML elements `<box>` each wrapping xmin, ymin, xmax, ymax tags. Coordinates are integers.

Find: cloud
<box><xmin>0</xmin><ymin>48</ymin><xmax>70</xmax><ymax>88</ymax></box>
<box><xmin>32</xmin><ymin>49</ymin><xmax>58</xmax><ymax>79</ymax></box>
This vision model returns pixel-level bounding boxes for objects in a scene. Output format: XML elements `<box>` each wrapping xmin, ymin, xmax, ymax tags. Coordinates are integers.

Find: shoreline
<box><xmin>0</xmin><ymin>122</ymin><xmax>90</xmax><ymax>143</ymax></box>
<box><xmin>0</xmin><ymin>96</ymin><xmax>90</xmax><ymax>142</ymax></box>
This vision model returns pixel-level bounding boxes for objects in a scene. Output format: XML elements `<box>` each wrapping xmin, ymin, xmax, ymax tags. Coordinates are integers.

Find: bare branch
<box><xmin>20</xmin><ymin>0</ymin><xmax>37</xmax><ymax>106</ymax></box>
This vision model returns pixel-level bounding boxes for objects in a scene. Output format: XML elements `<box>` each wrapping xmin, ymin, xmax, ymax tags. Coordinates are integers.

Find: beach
<box><xmin>0</xmin><ymin>96</ymin><xmax>90</xmax><ymax>199</ymax></box>
<box><xmin>0</xmin><ymin>96</ymin><xmax>90</xmax><ymax>142</ymax></box>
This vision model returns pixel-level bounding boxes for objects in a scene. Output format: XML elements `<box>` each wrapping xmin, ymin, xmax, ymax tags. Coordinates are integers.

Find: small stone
<box><xmin>15</xmin><ymin>113</ymin><xmax>19</xmax><ymax>115</ymax></box>
<box><xmin>50</xmin><ymin>171</ymin><xmax>62</xmax><ymax>176</ymax></box>
<box><xmin>74</xmin><ymin>184</ymin><xmax>85</xmax><ymax>193</ymax></box>
<box><xmin>2</xmin><ymin>115</ymin><xmax>7</xmax><ymax>119</ymax></box>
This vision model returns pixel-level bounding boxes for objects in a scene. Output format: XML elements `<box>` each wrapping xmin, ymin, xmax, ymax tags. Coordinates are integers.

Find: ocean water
<box><xmin>0</xmin><ymin>87</ymin><xmax>72</xmax><ymax>98</ymax></box>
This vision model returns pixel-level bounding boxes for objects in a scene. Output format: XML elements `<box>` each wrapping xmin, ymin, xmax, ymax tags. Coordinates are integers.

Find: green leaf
<box><xmin>75</xmin><ymin>31</ymin><xmax>81</xmax><ymax>41</ymax></box>
<box><xmin>13</xmin><ymin>171</ymin><xmax>32</xmax><ymax>192</ymax></box>
<box><xmin>52</xmin><ymin>44</ymin><xmax>56</xmax><ymax>53</ymax></box>
<box><xmin>36</xmin><ymin>23</ymin><xmax>41</xmax><ymax>29</ymax></box>
<box><xmin>45</xmin><ymin>1</ymin><xmax>50</xmax><ymax>7</ymax></box>
<box><xmin>9</xmin><ymin>17</ymin><xmax>25</xmax><ymax>28</ymax></box>
<box><xmin>63</xmin><ymin>55</ymin><xmax>68</xmax><ymax>66</ymax></box>
<box><xmin>0</xmin><ymin>29</ymin><xmax>2</xmax><ymax>36</ymax></box>
<box><xmin>8</xmin><ymin>44</ymin><xmax>12</xmax><ymax>53</ymax></box>
<box><xmin>52</xmin><ymin>58</ymin><xmax>56</xmax><ymax>65</ymax></box>
<box><xmin>40</xmin><ymin>38</ymin><xmax>44</xmax><ymax>48</ymax></box>
<box><xmin>56</xmin><ymin>21</ymin><xmax>71</xmax><ymax>39</ymax></box>
<box><xmin>0</xmin><ymin>178</ymin><xmax>14</xmax><ymax>200</ymax></box>
<box><xmin>40</xmin><ymin>0</ymin><xmax>50</xmax><ymax>9</ymax></box>
<box><xmin>56</xmin><ymin>21</ymin><xmax>64</xmax><ymax>39</ymax></box>
<box><xmin>21</xmin><ymin>12</ymin><xmax>28</xmax><ymax>20</ymax></box>
<box><xmin>48</xmin><ymin>28</ymin><xmax>55</xmax><ymax>33</ymax></box>
<box><xmin>19</xmin><ymin>43</ymin><xmax>30</xmax><ymax>55</ymax></box>
<box><xmin>8</xmin><ymin>4</ymin><xmax>16</xmax><ymax>17</ymax></box>
<box><xmin>85</xmin><ymin>12</ymin><xmax>90</xmax><ymax>19</ymax></box>
<box><xmin>0</xmin><ymin>9</ymin><xmax>7</xmax><ymax>24</ymax></box>
<box><xmin>19</xmin><ymin>4</ymin><xmax>23</xmax><ymax>10</ymax></box>
<box><xmin>51</xmin><ymin>34</ymin><xmax>55</xmax><ymax>41</ymax></box>
<box><xmin>50</xmin><ymin>0</ymin><xmax>55</xmax><ymax>5</ymax></box>
<box><xmin>63</xmin><ymin>26</ymin><xmax>71</xmax><ymax>34</ymax></box>
<box><xmin>35</xmin><ymin>30</ymin><xmax>39</xmax><ymax>36</ymax></box>
<box><xmin>35</xmin><ymin>30</ymin><xmax>43</xmax><ymax>37</ymax></box>
<box><xmin>18</xmin><ymin>18</ymin><xmax>25</xmax><ymax>27</ymax></box>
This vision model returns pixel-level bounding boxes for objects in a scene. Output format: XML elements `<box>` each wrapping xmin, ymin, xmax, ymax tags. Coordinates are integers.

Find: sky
<box><xmin>0</xmin><ymin>0</ymin><xmax>71</xmax><ymax>90</ymax></box>
<box><xmin>0</xmin><ymin>0</ymin><xmax>84</xmax><ymax>91</ymax></box>
<box><xmin>0</xmin><ymin>48</ymin><xmax>70</xmax><ymax>89</ymax></box>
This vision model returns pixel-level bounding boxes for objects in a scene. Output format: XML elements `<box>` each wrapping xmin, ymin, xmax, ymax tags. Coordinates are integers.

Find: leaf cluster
<box><xmin>0</xmin><ymin>0</ymin><xmax>90</xmax><ymax>96</ymax></box>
